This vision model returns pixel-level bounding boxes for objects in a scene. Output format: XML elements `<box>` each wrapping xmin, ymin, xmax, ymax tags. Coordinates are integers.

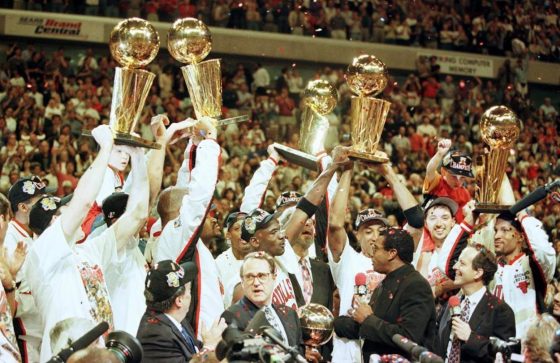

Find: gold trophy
<box><xmin>273</xmin><ymin>79</ymin><xmax>337</xmax><ymax>171</ymax></box>
<box><xmin>346</xmin><ymin>55</ymin><xmax>390</xmax><ymax>163</ymax></box>
<box><xmin>104</xmin><ymin>18</ymin><xmax>161</xmax><ymax>149</ymax></box>
<box><xmin>299</xmin><ymin>303</ymin><xmax>334</xmax><ymax>353</ymax></box>
<box><xmin>474</xmin><ymin>105</ymin><xmax>522</xmax><ymax>213</ymax></box>
<box><xmin>168</xmin><ymin>18</ymin><xmax>248</xmax><ymax>126</ymax></box>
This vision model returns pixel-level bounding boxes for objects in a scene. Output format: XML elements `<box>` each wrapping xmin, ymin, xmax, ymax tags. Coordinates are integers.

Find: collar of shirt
<box><xmin>462</xmin><ymin>286</ymin><xmax>486</xmax><ymax>320</ymax></box>
<box><xmin>164</xmin><ymin>313</ymin><xmax>184</xmax><ymax>333</ymax></box>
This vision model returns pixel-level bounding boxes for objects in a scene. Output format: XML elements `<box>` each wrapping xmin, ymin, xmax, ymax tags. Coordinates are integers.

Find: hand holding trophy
<box><xmin>345</xmin><ymin>54</ymin><xmax>391</xmax><ymax>163</ymax></box>
<box><xmin>272</xmin><ymin>79</ymin><xmax>338</xmax><ymax>171</ymax></box>
<box><xmin>168</xmin><ymin>18</ymin><xmax>248</xmax><ymax>128</ymax></box>
<box><xmin>106</xmin><ymin>18</ymin><xmax>161</xmax><ymax>149</ymax></box>
<box><xmin>474</xmin><ymin>105</ymin><xmax>522</xmax><ymax>213</ymax></box>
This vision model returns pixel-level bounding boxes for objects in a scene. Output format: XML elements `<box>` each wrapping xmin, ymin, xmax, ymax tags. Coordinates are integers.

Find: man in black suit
<box><xmin>431</xmin><ymin>246</ymin><xmax>516</xmax><ymax>363</ymax></box>
<box><xmin>137</xmin><ymin>260</ymin><xmax>226</xmax><ymax>362</ymax></box>
<box><xmin>221</xmin><ymin>252</ymin><xmax>317</xmax><ymax>361</ymax></box>
<box><xmin>334</xmin><ymin>228</ymin><xmax>436</xmax><ymax>361</ymax></box>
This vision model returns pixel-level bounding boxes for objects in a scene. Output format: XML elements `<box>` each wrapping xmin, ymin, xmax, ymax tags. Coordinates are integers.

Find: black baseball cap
<box><xmin>241</xmin><ymin>208</ymin><xmax>277</xmax><ymax>242</ymax></box>
<box><xmin>29</xmin><ymin>195</ymin><xmax>61</xmax><ymax>235</ymax></box>
<box><xmin>102</xmin><ymin>192</ymin><xmax>129</xmax><ymax>222</ymax></box>
<box><xmin>145</xmin><ymin>260</ymin><xmax>197</xmax><ymax>303</ymax></box>
<box><xmin>497</xmin><ymin>211</ymin><xmax>522</xmax><ymax>232</ymax></box>
<box><xmin>442</xmin><ymin>151</ymin><xmax>474</xmax><ymax>178</ymax></box>
<box><xmin>354</xmin><ymin>208</ymin><xmax>389</xmax><ymax>230</ymax></box>
<box><xmin>275</xmin><ymin>191</ymin><xmax>302</xmax><ymax>209</ymax></box>
<box><xmin>224</xmin><ymin>211</ymin><xmax>247</xmax><ymax>231</ymax></box>
<box><xmin>424</xmin><ymin>197</ymin><xmax>458</xmax><ymax>217</ymax></box>
<box><xmin>8</xmin><ymin>176</ymin><xmax>46</xmax><ymax>212</ymax></box>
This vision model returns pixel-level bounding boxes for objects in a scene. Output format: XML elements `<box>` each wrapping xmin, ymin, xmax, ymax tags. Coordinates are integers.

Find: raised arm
<box><xmin>239</xmin><ymin>144</ymin><xmax>279</xmax><ymax>214</ymax></box>
<box><xmin>424</xmin><ymin>139</ymin><xmax>451</xmax><ymax>191</ymax></box>
<box><xmin>328</xmin><ymin>156</ymin><xmax>354</xmax><ymax>262</ymax></box>
<box><xmin>376</xmin><ymin>163</ymin><xmax>424</xmax><ymax>246</ymax></box>
<box><xmin>60</xmin><ymin>125</ymin><xmax>113</xmax><ymax>242</ymax></box>
<box><xmin>112</xmin><ymin>147</ymin><xmax>149</xmax><ymax>249</ymax></box>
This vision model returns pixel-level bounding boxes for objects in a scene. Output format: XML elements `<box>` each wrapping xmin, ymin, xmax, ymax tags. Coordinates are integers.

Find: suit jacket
<box><xmin>137</xmin><ymin>310</ymin><xmax>202</xmax><ymax>363</ymax></box>
<box><xmin>309</xmin><ymin>258</ymin><xmax>335</xmax><ymax>310</ymax></box>
<box><xmin>334</xmin><ymin>263</ymin><xmax>436</xmax><ymax>360</ymax></box>
<box><xmin>222</xmin><ymin>297</ymin><xmax>304</xmax><ymax>354</ymax></box>
<box><xmin>431</xmin><ymin>290</ymin><xmax>516</xmax><ymax>363</ymax></box>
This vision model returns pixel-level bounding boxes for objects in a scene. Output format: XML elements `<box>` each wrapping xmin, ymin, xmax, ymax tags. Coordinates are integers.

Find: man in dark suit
<box><xmin>431</xmin><ymin>246</ymin><xmax>516</xmax><ymax>363</ymax></box>
<box><xmin>137</xmin><ymin>260</ymin><xmax>226</xmax><ymax>362</ymax></box>
<box><xmin>334</xmin><ymin>228</ymin><xmax>436</xmax><ymax>361</ymax></box>
<box><xmin>221</xmin><ymin>252</ymin><xmax>316</xmax><ymax>361</ymax></box>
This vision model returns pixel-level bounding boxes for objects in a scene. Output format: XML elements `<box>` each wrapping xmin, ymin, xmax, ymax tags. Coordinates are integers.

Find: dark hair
<box><xmin>382</xmin><ymin>228</ymin><xmax>414</xmax><ymax>263</ymax></box>
<box><xmin>472</xmin><ymin>245</ymin><xmax>498</xmax><ymax>285</ymax></box>
<box><xmin>0</xmin><ymin>194</ymin><xmax>10</xmax><ymax>218</ymax></box>
<box><xmin>145</xmin><ymin>285</ymin><xmax>187</xmax><ymax>313</ymax></box>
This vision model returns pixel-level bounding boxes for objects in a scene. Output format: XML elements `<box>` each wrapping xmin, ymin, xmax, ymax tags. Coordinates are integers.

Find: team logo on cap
<box><xmin>22</xmin><ymin>181</ymin><xmax>36</xmax><ymax>195</ymax></box>
<box><xmin>166</xmin><ymin>267</ymin><xmax>185</xmax><ymax>288</ymax></box>
<box><xmin>276</xmin><ymin>192</ymin><xmax>302</xmax><ymax>207</ymax></box>
<box><xmin>244</xmin><ymin>217</ymin><xmax>256</xmax><ymax>234</ymax></box>
<box><xmin>355</xmin><ymin>209</ymin><xmax>384</xmax><ymax>226</ymax></box>
<box><xmin>40</xmin><ymin>197</ymin><xmax>58</xmax><ymax>211</ymax></box>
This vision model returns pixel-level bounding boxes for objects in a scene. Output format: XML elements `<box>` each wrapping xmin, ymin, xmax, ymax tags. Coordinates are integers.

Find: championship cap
<box><xmin>145</xmin><ymin>260</ymin><xmax>197</xmax><ymax>303</ymax></box>
<box><xmin>241</xmin><ymin>208</ymin><xmax>277</xmax><ymax>242</ymax></box>
<box><xmin>8</xmin><ymin>176</ymin><xmax>46</xmax><ymax>212</ymax></box>
<box><xmin>355</xmin><ymin>208</ymin><xmax>389</xmax><ymax>230</ymax></box>
<box><xmin>275</xmin><ymin>191</ymin><xmax>303</xmax><ymax>209</ymax></box>
<box><xmin>442</xmin><ymin>150</ymin><xmax>474</xmax><ymax>178</ymax></box>
<box><xmin>424</xmin><ymin>197</ymin><xmax>459</xmax><ymax>217</ymax></box>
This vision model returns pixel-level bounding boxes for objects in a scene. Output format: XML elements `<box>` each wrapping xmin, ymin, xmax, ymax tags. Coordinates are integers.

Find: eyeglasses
<box><xmin>242</xmin><ymin>272</ymin><xmax>273</xmax><ymax>284</ymax></box>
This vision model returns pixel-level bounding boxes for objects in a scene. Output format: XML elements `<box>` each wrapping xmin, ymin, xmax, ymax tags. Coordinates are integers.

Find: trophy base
<box><xmin>348</xmin><ymin>150</ymin><xmax>389</xmax><ymax>164</ymax></box>
<box><xmin>474</xmin><ymin>203</ymin><xmax>511</xmax><ymax>214</ymax></box>
<box><xmin>82</xmin><ymin>130</ymin><xmax>161</xmax><ymax>150</ymax></box>
<box><xmin>272</xmin><ymin>143</ymin><xmax>319</xmax><ymax>171</ymax></box>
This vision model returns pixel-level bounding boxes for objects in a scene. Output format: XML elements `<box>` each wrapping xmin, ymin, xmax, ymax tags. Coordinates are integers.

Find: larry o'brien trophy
<box><xmin>273</xmin><ymin>79</ymin><xmax>337</xmax><ymax>171</ymax></box>
<box><xmin>103</xmin><ymin>18</ymin><xmax>161</xmax><ymax>149</ymax></box>
<box><xmin>167</xmin><ymin>18</ymin><xmax>248</xmax><ymax>126</ymax></box>
<box><xmin>346</xmin><ymin>55</ymin><xmax>390</xmax><ymax>163</ymax></box>
<box><xmin>299</xmin><ymin>303</ymin><xmax>334</xmax><ymax>354</ymax></box>
<box><xmin>474</xmin><ymin>105</ymin><xmax>522</xmax><ymax>213</ymax></box>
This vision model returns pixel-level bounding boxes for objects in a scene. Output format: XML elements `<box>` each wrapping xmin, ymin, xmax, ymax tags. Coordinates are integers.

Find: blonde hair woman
<box><xmin>524</xmin><ymin>314</ymin><xmax>560</xmax><ymax>363</ymax></box>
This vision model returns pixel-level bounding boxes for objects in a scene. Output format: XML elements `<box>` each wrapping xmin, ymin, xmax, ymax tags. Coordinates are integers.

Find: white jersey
<box><xmin>490</xmin><ymin>216</ymin><xmax>556</xmax><ymax>339</ymax></box>
<box><xmin>328</xmin><ymin>236</ymin><xmax>384</xmax><ymax>363</ymax></box>
<box><xmin>155</xmin><ymin>139</ymin><xmax>223</xmax><ymax>337</ymax></box>
<box><xmin>25</xmin><ymin>219</ymin><xmax>117</xmax><ymax>362</ymax></box>
<box><xmin>104</xmin><ymin>235</ymin><xmax>147</xmax><ymax>335</ymax></box>
<box><xmin>4</xmin><ymin>220</ymin><xmax>42</xmax><ymax>362</ymax></box>
<box><xmin>216</xmin><ymin>248</ymin><xmax>243</xmax><ymax>308</ymax></box>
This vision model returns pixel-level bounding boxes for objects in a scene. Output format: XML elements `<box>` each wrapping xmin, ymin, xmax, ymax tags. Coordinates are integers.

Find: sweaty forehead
<box><xmin>426</xmin><ymin>205</ymin><xmax>452</xmax><ymax>217</ymax></box>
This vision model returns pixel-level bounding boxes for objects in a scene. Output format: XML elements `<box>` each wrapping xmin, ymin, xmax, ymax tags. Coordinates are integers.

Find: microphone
<box><xmin>448</xmin><ymin>295</ymin><xmax>461</xmax><ymax>317</ymax></box>
<box><xmin>354</xmin><ymin>272</ymin><xmax>368</xmax><ymax>304</ymax></box>
<box><xmin>47</xmin><ymin>321</ymin><xmax>109</xmax><ymax>363</ymax></box>
<box><xmin>392</xmin><ymin>334</ymin><xmax>444</xmax><ymax>363</ymax></box>
<box><xmin>259</xmin><ymin>326</ymin><xmax>307</xmax><ymax>363</ymax></box>
<box><xmin>509</xmin><ymin>179</ymin><xmax>560</xmax><ymax>215</ymax></box>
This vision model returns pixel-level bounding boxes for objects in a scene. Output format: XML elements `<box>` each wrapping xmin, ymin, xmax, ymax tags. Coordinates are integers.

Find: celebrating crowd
<box><xmin>2</xmin><ymin>0</ymin><xmax>560</xmax><ymax>63</ymax></box>
<box><xmin>0</xmin><ymin>34</ymin><xmax>560</xmax><ymax>363</ymax></box>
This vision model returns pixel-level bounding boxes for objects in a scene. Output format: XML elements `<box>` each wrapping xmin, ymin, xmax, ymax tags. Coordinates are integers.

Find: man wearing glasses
<box><xmin>221</xmin><ymin>252</ymin><xmax>311</xmax><ymax>359</ymax></box>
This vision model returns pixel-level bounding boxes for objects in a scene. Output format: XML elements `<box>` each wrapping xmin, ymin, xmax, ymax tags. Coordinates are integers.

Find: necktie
<box><xmin>263</xmin><ymin>305</ymin><xmax>289</xmax><ymax>345</ymax></box>
<box><xmin>447</xmin><ymin>297</ymin><xmax>470</xmax><ymax>363</ymax></box>
<box><xmin>299</xmin><ymin>257</ymin><xmax>313</xmax><ymax>305</ymax></box>
<box><xmin>180</xmin><ymin>325</ymin><xmax>197</xmax><ymax>353</ymax></box>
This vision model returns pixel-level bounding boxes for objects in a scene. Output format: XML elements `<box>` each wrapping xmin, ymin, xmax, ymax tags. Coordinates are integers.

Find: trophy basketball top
<box><xmin>299</xmin><ymin>303</ymin><xmax>334</xmax><ymax>347</ymax></box>
<box><xmin>109</xmin><ymin>18</ymin><xmax>160</xmax><ymax>69</ymax></box>
<box><xmin>168</xmin><ymin>18</ymin><xmax>212</xmax><ymax>65</ymax></box>
<box><xmin>480</xmin><ymin>105</ymin><xmax>522</xmax><ymax>150</ymax></box>
<box><xmin>303</xmin><ymin>80</ymin><xmax>338</xmax><ymax>115</ymax></box>
<box><xmin>345</xmin><ymin>54</ymin><xmax>388</xmax><ymax>97</ymax></box>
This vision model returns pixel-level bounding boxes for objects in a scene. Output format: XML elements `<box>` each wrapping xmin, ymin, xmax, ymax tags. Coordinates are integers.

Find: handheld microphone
<box><xmin>259</xmin><ymin>326</ymin><xmax>307</xmax><ymax>363</ymax></box>
<box><xmin>448</xmin><ymin>295</ymin><xmax>461</xmax><ymax>317</ymax></box>
<box><xmin>47</xmin><ymin>321</ymin><xmax>109</xmax><ymax>363</ymax></box>
<box><xmin>354</xmin><ymin>272</ymin><xmax>368</xmax><ymax>304</ymax></box>
<box><xmin>509</xmin><ymin>179</ymin><xmax>560</xmax><ymax>215</ymax></box>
